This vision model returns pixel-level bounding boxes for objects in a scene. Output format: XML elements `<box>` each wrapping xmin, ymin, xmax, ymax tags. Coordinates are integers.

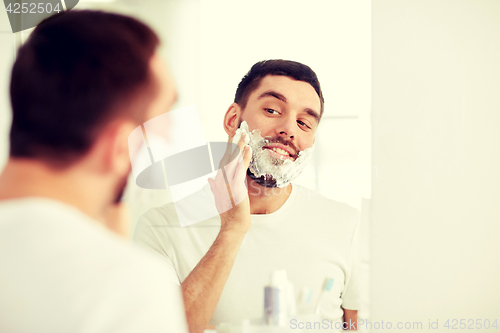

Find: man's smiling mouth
<box><xmin>262</xmin><ymin>145</ymin><xmax>296</xmax><ymax>160</ymax></box>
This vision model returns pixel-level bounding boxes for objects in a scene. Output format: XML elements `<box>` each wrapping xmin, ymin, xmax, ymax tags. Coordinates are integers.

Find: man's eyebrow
<box><xmin>258</xmin><ymin>90</ymin><xmax>287</xmax><ymax>103</ymax></box>
<box><xmin>305</xmin><ymin>108</ymin><xmax>321</xmax><ymax>123</ymax></box>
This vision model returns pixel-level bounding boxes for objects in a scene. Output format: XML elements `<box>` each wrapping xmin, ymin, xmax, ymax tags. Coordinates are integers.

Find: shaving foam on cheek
<box><xmin>233</xmin><ymin>121</ymin><xmax>314</xmax><ymax>188</ymax></box>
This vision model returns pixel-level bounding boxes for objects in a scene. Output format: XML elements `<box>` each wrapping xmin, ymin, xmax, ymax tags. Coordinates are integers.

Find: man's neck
<box><xmin>0</xmin><ymin>158</ymin><xmax>108</xmax><ymax>220</ymax></box>
<box><xmin>246</xmin><ymin>175</ymin><xmax>292</xmax><ymax>214</ymax></box>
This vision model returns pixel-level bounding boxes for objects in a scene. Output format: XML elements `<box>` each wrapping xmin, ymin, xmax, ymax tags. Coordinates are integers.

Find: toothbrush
<box><xmin>315</xmin><ymin>277</ymin><xmax>334</xmax><ymax>314</ymax></box>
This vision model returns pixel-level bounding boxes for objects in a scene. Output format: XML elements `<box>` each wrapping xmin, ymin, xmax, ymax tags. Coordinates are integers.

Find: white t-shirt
<box><xmin>0</xmin><ymin>198</ymin><xmax>188</xmax><ymax>333</ymax></box>
<box><xmin>134</xmin><ymin>184</ymin><xmax>361</xmax><ymax>326</ymax></box>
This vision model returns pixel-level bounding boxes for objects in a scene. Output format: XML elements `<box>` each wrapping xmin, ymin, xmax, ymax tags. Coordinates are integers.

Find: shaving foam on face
<box><xmin>232</xmin><ymin>121</ymin><xmax>313</xmax><ymax>188</ymax></box>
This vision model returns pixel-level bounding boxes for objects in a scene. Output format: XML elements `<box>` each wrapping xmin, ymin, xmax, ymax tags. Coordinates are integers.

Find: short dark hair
<box><xmin>9</xmin><ymin>10</ymin><xmax>160</xmax><ymax>166</ymax></box>
<box><xmin>234</xmin><ymin>59</ymin><xmax>324</xmax><ymax>118</ymax></box>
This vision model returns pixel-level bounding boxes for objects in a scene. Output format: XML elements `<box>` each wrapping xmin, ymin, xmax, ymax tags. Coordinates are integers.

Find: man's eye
<box><xmin>297</xmin><ymin>120</ymin><xmax>311</xmax><ymax>129</ymax></box>
<box><xmin>265</xmin><ymin>108</ymin><xmax>279</xmax><ymax>115</ymax></box>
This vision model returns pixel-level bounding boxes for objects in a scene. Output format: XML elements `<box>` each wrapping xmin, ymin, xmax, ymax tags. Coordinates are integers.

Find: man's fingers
<box><xmin>230</xmin><ymin>145</ymin><xmax>251</xmax><ymax>206</ymax></box>
<box><xmin>237</xmin><ymin>132</ymin><xmax>246</xmax><ymax>150</ymax></box>
<box><xmin>243</xmin><ymin>144</ymin><xmax>252</xmax><ymax>170</ymax></box>
<box><xmin>233</xmin><ymin>145</ymin><xmax>252</xmax><ymax>184</ymax></box>
<box><xmin>223</xmin><ymin>133</ymin><xmax>247</xmax><ymax>179</ymax></box>
<box><xmin>210</xmin><ymin>131</ymin><xmax>251</xmax><ymax>211</ymax></box>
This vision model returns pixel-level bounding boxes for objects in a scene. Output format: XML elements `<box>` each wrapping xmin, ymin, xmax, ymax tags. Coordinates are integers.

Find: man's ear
<box><xmin>223</xmin><ymin>103</ymin><xmax>241</xmax><ymax>137</ymax></box>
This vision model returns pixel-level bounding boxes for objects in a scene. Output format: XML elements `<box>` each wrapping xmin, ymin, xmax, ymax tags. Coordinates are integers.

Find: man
<box><xmin>135</xmin><ymin>60</ymin><xmax>361</xmax><ymax>332</ymax></box>
<box><xmin>0</xmin><ymin>10</ymin><xmax>188</xmax><ymax>332</ymax></box>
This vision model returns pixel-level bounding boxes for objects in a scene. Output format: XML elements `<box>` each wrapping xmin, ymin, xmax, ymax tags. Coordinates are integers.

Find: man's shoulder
<box><xmin>0</xmin><ymin>197</ymin><xmax>170</xmax><ymax>271</ymax></box>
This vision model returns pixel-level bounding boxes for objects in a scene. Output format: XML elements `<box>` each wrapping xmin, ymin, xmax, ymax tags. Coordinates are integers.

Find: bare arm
<box><xmin>181</xmin><ymin>134</ymin><xmax>252</xmax><ymax>333</ymax></box>
<box><xmin>343</xmin><ymin>309</ymin><xmax>358</xmax><ymax>330</ymax></box>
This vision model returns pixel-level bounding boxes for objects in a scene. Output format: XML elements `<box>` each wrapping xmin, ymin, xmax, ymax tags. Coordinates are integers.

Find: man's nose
<box><xmin>277</xmin><ymin>116</ymin><xmax>296</xmax><ymax>139</ymax></box>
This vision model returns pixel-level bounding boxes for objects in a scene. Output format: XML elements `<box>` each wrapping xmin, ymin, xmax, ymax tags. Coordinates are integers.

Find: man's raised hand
<box><xmin>208</xmin><ymin>133</ymin><xmax>252</xmax><ymax>234</ymax></box>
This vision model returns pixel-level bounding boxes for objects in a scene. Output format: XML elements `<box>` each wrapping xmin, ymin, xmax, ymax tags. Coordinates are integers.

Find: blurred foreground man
<box><xmin>135</xmin><ymin>60</ymin><xmax>361</xmax><ymax>332</ymax></box>
<box><xmin>0</xmin><ymin>10</ymin><xmax>188</xmax><ymax>333</ymax></box>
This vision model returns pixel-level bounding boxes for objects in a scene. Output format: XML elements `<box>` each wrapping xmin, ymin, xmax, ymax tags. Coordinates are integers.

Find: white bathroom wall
<box><xmin>372</xmin><ymin>0</ymin><xmax>500</xmax><ymax>330</ymax></box>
